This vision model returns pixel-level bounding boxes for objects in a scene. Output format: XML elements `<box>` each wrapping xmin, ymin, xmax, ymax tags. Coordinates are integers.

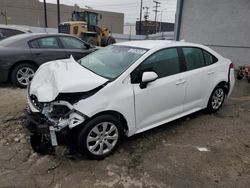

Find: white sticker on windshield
<box><xmin>128</xmin><ymin>49</ymin><xmax>146</xmax><ymax>54</ymax></box>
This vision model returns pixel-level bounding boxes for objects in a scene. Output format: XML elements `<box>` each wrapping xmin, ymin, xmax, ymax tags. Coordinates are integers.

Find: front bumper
<box><xmin>26</xmin><ymin>83</ymin><xmax>88</xmax><ymax>147</ymax></box>
<box><xmin>26</xmin><ymin>108</ymin><xmax>59</xmax><ymax>146</ymax></box>
<box><xmin>26</xmin><ymin>99</ymin><xmax>87</xmax><ymax>147</ymax></box>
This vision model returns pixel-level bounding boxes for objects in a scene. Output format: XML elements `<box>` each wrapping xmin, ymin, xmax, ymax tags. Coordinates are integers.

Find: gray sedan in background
<box><xmin>0</xmin><ymin>33</ymin><xmax>96</xmax><ymax>87</ymax></box>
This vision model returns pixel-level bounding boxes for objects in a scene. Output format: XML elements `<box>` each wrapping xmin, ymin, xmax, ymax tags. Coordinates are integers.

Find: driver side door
<box><xmin>131</xmin><ymin>48</ymin><xmax>186</xmax><ymax>131</ymax></box>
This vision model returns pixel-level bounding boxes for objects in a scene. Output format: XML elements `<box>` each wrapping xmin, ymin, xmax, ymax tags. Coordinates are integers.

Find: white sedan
<box><xmin>26</xmin><ymin>40</ymin><xmax>235</xmax><ymax>159</ymax></box>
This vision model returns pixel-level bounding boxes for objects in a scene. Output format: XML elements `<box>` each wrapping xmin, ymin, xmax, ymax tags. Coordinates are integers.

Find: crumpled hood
<box><xmin>29</xmin><ymin>56</ymin><xmax>108</xmax><ymax>102</ymax></box>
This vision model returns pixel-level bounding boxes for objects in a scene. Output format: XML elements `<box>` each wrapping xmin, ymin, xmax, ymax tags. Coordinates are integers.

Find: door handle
<box><xmin>176</xmin><ymin>79</ymin><xmax>186</xmax><ymax>85</ymax></box>
<box><xmin>34</xmin><ymin>53</ymin><xmax>41</xmax><ymax>56</ymax></box>
<box><xmin>208</xmin><ymin>70</ymin><xmax>215</xmax><ymax>75</ymax></box>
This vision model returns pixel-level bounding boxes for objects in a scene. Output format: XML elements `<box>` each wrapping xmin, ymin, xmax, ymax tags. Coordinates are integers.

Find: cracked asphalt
<box><xmin>0</xmin><ymin>80</ymin><xmax>250</xmax><ymax>188</ymax></box>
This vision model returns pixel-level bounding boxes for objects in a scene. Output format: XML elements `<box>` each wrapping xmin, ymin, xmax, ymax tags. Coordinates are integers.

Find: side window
<box><xmin>30</xmin><ymin>40</ymin><xmax>39</xmax><ymax>48</ymax></box>
<box><xmin>183</xmin><ymin>47</ymin><xmax>205</xmax><ymax>71</ymax></box>
<box><xmin>30</xmin><ymin>37</ymin><xmax>60</xmax><ymax>49</ymax></box>
<box><xmin>203</xmin><ymin>50</ymin><xmax>218</xmax><ymax>65</ymax></box>
<box><xmin>132</xmin><ymin>48</ymin><xmax>180</xmax><ymax>83</ymax></box>
<box><xmin>60</xmin><ymin>37</ymin><xmax>86</xmax><ymax>49</ymax></box>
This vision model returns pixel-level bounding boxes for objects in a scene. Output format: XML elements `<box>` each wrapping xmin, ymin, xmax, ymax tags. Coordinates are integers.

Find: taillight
<box><xmin>229</xmin><ymin>63</ymin><xmax>234</xmax><ymax>69</ymax></box>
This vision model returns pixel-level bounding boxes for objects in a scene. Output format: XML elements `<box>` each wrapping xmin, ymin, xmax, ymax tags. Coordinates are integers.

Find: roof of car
<box><xmin>115</xmin><ymin>40</ymin><xmax>202</xmax><ymax>50</ymax></box>
<box><xmin>0</xmin><ymin>32</ymin><xmax>75</xmax><ymax>42</ymax></box>
<box><xmin>0</xmin><ymin>33</ymin><xmax>79</xmax><ymax>48</ymax></box>
<box><xmin>0</xmin><ymin>24</ymin><xmax>31</xmax><ymax>33</ymax></box>
<box><xmin>16</xmin><ymin>33</ymin><xmax>70</xmax><ymax>37</ymax></box>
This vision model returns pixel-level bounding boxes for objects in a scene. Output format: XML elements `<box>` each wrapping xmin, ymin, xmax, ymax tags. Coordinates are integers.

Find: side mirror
<box><xmin>140</xmin><ymin>71</ymin><xmax>158</xmax><ymax>89</ymax></box>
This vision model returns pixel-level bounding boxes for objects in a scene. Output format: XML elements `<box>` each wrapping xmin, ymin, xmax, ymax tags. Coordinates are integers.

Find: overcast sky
<box><xmin>40</xmin><ymin>0</ymin><xmax>177</xmax><ymax>23</ymax></box>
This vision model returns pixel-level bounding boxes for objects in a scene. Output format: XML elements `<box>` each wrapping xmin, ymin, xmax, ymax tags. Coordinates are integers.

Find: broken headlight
<box><xmin>41</xmin><ymin>101</ymin><xmax>86</xmax><ymax>130</ymax></box>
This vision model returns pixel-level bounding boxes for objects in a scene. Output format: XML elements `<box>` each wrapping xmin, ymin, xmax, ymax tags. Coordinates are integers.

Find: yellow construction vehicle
<box><xmin>58</xmin><ymin>11</ymin><xmax>116</xmax><ymax>46</ymax></box>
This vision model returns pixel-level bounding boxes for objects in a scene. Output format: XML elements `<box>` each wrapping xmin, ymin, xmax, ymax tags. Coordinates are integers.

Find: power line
<box><xmin>83</xmin><ymin>0</ymin><xmax>153</xmax><ymax>7</ymax></box>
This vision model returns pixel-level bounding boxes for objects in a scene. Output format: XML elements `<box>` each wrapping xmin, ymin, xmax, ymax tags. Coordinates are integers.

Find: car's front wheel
<box><xmin>11</xmin><ymin>63</ymin><xmax>36</xmax><ymax>88</ymax></box>
<box><xmin>207</xmin><ymin>86</ymin><xmax>226</xmax><ymax>113</ymax></box>
<box><xmin>77</xmin><ymin>115</ymin><xmax>123</xmax><ymax>160</ymax></box>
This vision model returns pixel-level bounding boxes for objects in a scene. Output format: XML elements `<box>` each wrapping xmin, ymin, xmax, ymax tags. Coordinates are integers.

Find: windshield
<box><xmin>79</xmin><ymin>45</ymin><xmax>148</xmax><ymax>79</ymax></box>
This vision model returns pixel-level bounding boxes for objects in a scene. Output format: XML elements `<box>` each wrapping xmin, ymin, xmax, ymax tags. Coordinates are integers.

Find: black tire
<box><xmin>107</xmin><ymin>36</ymin><xmax>116</xmax><ymax>45</ymax></box>
<box><xmin>77</xmin><ymin>115</ymin><xmax>123</xmax><ymax>160</ymax></box>
<box><xmin>101</xmin><ymin>37</ymin><xmax>108</xmax><ymax>47</ymax></box>
<box><xmin>206</xmin><ymin>86</ymin><xmax>226</xmax><ymax>113</ymax></box>
<box><xmin>11</xmin><ymin>63</ymin><xmax>36</xmax><ymax>88</ymax></box>
<box><xmin>30</xmin><ymin>133</ymin><xmax>55</xmax><ymax>155</ymax></box>
<box><xmin>84</xmin><ymin>36</ymin><xmax>97</xmax><ymax>46</ymax></box>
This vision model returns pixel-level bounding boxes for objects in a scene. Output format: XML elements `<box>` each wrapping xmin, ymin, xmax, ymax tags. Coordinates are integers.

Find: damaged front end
<box><xmin>25</xmin><ymin>58</ymin><xmax>109</xmax><ymax>154</ymax></box>
<box><xmin>26</xmin><ymin>93</ymin><xmax>87</xmax><ymax>154</ymax></box>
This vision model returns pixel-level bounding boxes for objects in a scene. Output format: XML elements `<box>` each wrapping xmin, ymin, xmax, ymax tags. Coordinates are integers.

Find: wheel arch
<box><xmin>216</xmin><ymin>81</ymin><xmax>229</xmax><ymax>94</ymax></box>
<box><xmin>8</xmin><ymin>60</ymin><xmax>39</xmax><ymax>81</ymax></box>
<box><xmin>76</xmin><ymin>110</ymin><xmax>129</xmax><ymax>136</ymax></box>
<box><xmin>206</xmin><ymin>80</ymin><xmax>229</xmax><ymax>108</ymax></box>
<box><xmin>91</xmin><ymin>110</ymin><xmax>128</xmax><ymax>135</ymax></box>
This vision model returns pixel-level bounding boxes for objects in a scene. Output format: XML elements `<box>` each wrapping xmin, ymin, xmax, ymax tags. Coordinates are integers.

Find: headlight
<box><xmin>41</xmin><ymin>100</ymin><xmax>86</xmax><ymax>131</ymax></box>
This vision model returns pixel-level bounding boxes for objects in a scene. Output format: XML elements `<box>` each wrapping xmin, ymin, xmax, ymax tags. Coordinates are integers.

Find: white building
<box><xmin>175</xmin><ymin>0</ymin><xmax>250</xmax><ymax>67</ymax></box>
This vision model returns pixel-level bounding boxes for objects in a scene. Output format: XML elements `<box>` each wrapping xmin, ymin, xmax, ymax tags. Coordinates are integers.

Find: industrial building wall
<box><xmin>176</xmin><ymin>0</ymin><xmax>250</xmax><ymax>67</ymax></box>
<box><xmin>0</xmin><ymin>0</ymin><xmax>124</xmax><ymax>34</ymax></box>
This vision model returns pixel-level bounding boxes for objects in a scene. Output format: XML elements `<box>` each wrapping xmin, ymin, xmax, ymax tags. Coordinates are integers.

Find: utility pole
<box><xmin>139</xmin><ymin>0</ymin><xmax>143</xmax><ymax>35</ymax></box>
<box><xmin>160</xmin><ymin>8</ymin><xmax>167</xmax><ymax>34</ymax></box>
<box><xmin>57</xmin><ymin>0</ymin><xmax>60</xmax><ymax>31</ymax></box>
<box><xmin>1</xmin><ymin>10</ymin><xmax>8</xmax><ymax>25</ymax></box>
<box><xmin>153</xmin><ymin>0</ymin><xmax>161</xmax><ymax>33</ymax></box>
<box><xmin>43</xmin><ymin>0</ymin><xmax>48</xmax><ymax>28</ymax></box>
<box><xmin>143</xmin><ymin>6</ymin><xmax>149</xmax><ymax>21</ymax></box>
<box><xmin>143</xmin><ymin>6</ymin><xmax>149</xmax><ymax>38</ymax></box>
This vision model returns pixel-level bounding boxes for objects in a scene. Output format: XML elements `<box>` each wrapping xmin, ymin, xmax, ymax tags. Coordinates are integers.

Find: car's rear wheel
<box><xmin>11</xmin><ymin>63</ymin><xmax>36</xmax><ymax>88</ymax></box>
<box><xmin>77</xmin><ymin>115</ymin><xmax>123</xmax><ymax>160</ymax></box>
<box><xmin>207</xmin><ymin>86</ymin><xmax>226</xmax><ymax>113</ymax></box>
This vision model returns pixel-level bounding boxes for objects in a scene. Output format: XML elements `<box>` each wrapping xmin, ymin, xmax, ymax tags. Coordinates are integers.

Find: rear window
<box><xmin>0</xmin><ymin>33</ymin><xmax>28</xmax><ymax>46</ymax></box>
<box><xmin>203</xmin><ymin>50</ymin><xmax>218</xmax><ymax>65</ymax></box>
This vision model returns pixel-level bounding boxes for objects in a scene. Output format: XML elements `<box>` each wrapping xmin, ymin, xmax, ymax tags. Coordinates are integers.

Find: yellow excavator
<box><xmin>59</xmin><ymin>11</ymin><xmax>116</xmax><ymax>46</ymax></box>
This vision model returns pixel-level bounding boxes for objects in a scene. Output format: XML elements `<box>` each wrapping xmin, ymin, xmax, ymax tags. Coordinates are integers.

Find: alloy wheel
<box><xmin>86</xmin><ymin>122</ymin><xmax>119</xmax><ymax>156</ymax></box>
<box><xmin>211</xmin><ymin>88</ymin><xmax>225</xmax><ymax>110</ymax></box>
<box><xmin>16</xmin><ymin>67</ymin><xmax>35</xmax><ymax>86</ymax></box>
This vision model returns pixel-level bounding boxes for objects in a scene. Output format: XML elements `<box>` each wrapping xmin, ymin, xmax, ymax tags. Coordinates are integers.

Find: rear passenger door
<box><xmin>132</xmin><ymin>48</ymin><xmax>186</xmax><ymax>130</ymax></box>
<box><xmin>29</xmin><ymin>36</ymin><xmax>67</xmax><ymax>65</ymax></box>
<box><xmin>181</xmin><ymin>47</ymin><xmax>213</xmax><ymax>112</ymax></box>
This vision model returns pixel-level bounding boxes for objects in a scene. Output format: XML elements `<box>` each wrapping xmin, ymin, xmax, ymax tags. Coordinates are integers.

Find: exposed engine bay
<box><xmin>27</xmin><ymin>94</ymin><xmax>87</xmax><ymax>154</ymax></box>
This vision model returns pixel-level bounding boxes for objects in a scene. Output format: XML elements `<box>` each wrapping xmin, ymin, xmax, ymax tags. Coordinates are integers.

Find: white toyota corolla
<box><xmin>26</xmin><ymin>40</ymin><xmax>235</xmax><ymax>159</ymax></box>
